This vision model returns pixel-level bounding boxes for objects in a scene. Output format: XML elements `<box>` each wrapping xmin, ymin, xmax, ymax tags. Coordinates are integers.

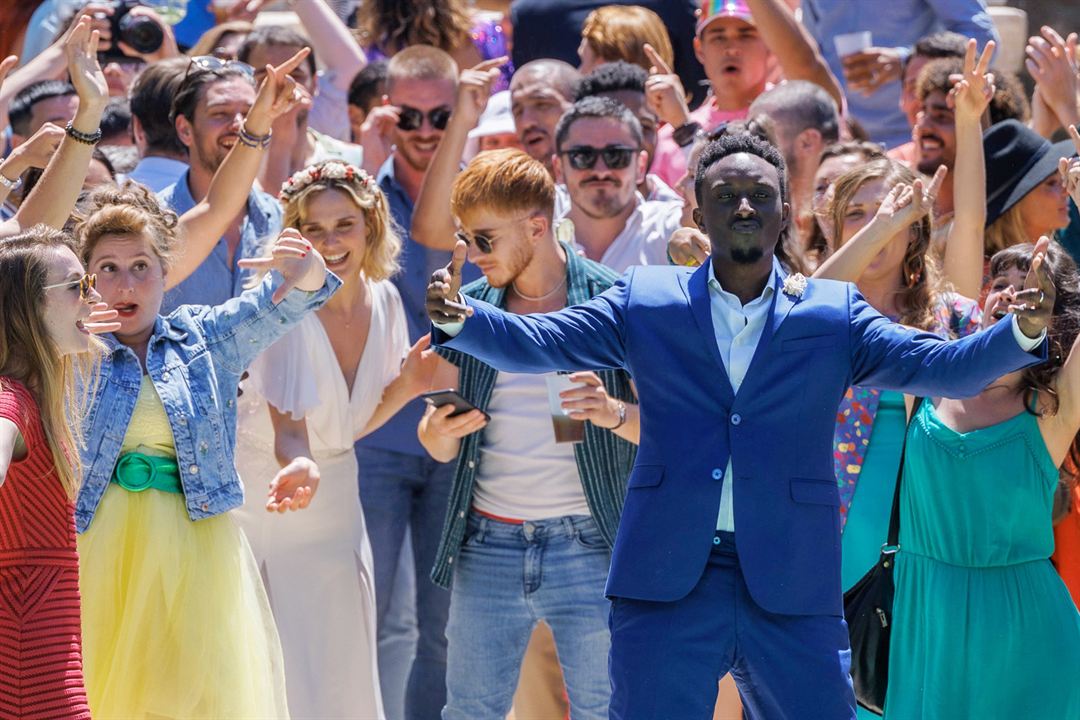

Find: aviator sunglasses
<box><xmin>560</xmin><ymin>144</ymin><xmax>639</xmax><ymax>171</ymax></box>
<box><xmin>397</xmin><ymin>105</ymin><xmax>452</xmax><ymax>132</ymax></box>
<box><xmin>182</xmin><ymin>55</ymin><xmax>255</xmax><ymax>82</ymax></box>
<box><xmin>43</xmin><ymin>273</ymin><xmax>97</xmax><ymax>301</ymax></box>
<box><xmin>454</xmin><ymin>214</ymin><xmax>537</xmax><ymax>254</ymax></box>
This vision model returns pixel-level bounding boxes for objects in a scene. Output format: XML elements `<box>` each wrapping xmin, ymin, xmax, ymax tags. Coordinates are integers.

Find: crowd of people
<box><xmin>0</xmin><ymin>1</ymin><xmax>1078</xmax><ymax>719</ymax></box>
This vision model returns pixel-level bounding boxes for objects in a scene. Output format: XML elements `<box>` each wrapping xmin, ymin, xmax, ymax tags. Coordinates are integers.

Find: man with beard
<box><xmin>353</xmin><ymin>44</ymin><xmax>478</xmax><ymax>720</ymax></box>
<box><xmin>418</xmin><ymin>147</ymin><xmax>638</xmax><ymax>720</ymax></box>
<box><xmin>555</xmin><ymin>97</ymin><xmax>681</xmax><ymax>272</ymax></box>
<box><xmin>158</xmin><ymin>62</ymin><xmax>283</xmax><ymax>312</ymax></box>
<box><xmin>425</xmin><ymin>132</ymin><xmax>1050</xmax><ymax>719</ymax></box>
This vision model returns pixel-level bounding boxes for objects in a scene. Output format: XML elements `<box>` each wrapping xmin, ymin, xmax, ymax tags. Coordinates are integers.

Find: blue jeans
<box><xmin>356</xmin><ymin>446</ymin><xmax>454</xmax><ymax>720</ymax></box>
<box><xmin>443</xmin><ymin>513</ymin><xmax>612</xmax><ymax>720</ymax></box>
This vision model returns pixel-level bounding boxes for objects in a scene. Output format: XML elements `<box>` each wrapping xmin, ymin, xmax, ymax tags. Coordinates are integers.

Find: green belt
<box><xmin>111</xmin><ymin>452</ymin><xmax>183</xmax><ymax>494</ymax></box>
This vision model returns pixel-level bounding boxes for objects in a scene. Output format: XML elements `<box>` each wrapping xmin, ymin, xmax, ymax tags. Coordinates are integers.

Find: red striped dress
<box><xmin>0</xmin><ymin>379</ymin><xmax>91</xmax><ymax>720</ymax></box>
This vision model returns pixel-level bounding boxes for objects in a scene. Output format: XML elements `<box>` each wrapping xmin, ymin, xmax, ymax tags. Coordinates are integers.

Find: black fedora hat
<box><xmin>984</xmin><ymin>119</ymin><xmax>1076</xmax><ymax>228</ymax></box>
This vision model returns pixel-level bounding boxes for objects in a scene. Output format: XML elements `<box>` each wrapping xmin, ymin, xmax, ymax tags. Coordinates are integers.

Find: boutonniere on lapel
<box><xmin>782</xmin><ymin>272</ymin><xmax>808</xmax><ymax>299</ymax></box>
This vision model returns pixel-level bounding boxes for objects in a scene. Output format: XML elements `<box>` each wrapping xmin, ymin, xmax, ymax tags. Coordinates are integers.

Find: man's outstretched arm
<box><xmin>427</xmin><ymin>241</ymin><xmax>629</xmax><ymax>373</ymax></box>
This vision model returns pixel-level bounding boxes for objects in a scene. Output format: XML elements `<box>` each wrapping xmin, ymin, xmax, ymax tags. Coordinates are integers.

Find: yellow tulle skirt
<box><xmin>78</xmin><ymin>484</ymin><xmax>289</xmax><ymax>719</ymax></box>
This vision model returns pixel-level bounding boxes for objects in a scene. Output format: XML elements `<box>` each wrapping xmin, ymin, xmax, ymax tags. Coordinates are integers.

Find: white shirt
<box><xmin>708</xmin><ymin>268</ymin><xmax>778</xmax><ymax>532</ymax></box>
<box><xmin>559</xmin><ymin>193</ymin><xmax>683</xmax><ymax>273</ymax></box>
<box><xmin>473</xmin><ymin>372</ymin><xmax>590</xmax><ymax>520</ymax></box>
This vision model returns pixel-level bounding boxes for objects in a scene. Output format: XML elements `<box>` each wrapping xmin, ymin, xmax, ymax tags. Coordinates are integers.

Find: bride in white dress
<box><xmin>234</xmin><ymin>161</ymin><xmax>437</xmax><ymax>720</ymax></box>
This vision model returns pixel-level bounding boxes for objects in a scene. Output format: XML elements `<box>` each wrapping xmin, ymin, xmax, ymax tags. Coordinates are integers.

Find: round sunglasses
<box><xmin>397</xmin><ymin>105</ymin><xmax>452</xmax><ymax>132</ymax></box>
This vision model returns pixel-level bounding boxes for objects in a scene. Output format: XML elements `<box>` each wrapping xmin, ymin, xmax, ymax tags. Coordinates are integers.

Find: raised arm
<box><xmin>850</xmin><ymin>241</ymin><xmax>1052</xmax><ymax>397</ymax></box>
<box><xmin>411</xmin><ymin>58</ymin><xmax>507</xmax><ymax>251</ymax></box>
<box><xmin>2</xmin><ymin>18</ymin><xmax>107</xmax><ymax>236</ymax></box>
<box><xmin>167</xmin><ymin>48</ymin><xmax>310</xmax><ymax>290</ymax></box>
<box><xmin>428</xmin><ymin>242</ymin><xmax>628</xmax><ymax>373</ymax></box>
<box><xmin>943</xmin><ymin>39</ymin><xmax>994</xmax><ymax>299</ymax></box>
<box><xmin>1061</xmin><ymin>125</ymin><xmax>1080</xmax><ymax>211</ymax></box>
<box><xmin>291</xmin><ymin>0</ymin><xmax>367</xmax><ymax>95</ymax></box>
<box><xmin>0</xmin><ymin>122</ymin><xmax>64</xmax><ymax>207</ymax></box>
<box><xmin>1025</xmin><ymin>27</ymin><xmax>1079</xmax><ymax>138</ymax></box>
<box><xmin>813</xmin><ymin>166</ymin><xmax>946</xmax><ymax>282</ymax></box>
<box><xmin>744</xmin><ymin>0</ymin><xmax>844</xmax><ymax>108</ymax></box>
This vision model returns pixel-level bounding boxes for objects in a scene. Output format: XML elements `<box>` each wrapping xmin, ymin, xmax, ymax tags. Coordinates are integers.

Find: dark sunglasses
<box><xmin>454</xmin><ymin>230</ymin><xmax>495</xmax><ymax>254</ymax></box>
<box><xmin>397</xmin><ymin>106</ymin><xmax>452</xmax><ymax>132</ymax></box>
<box><xmin>560</xmin><ymin>145</ymin><xmax>639</xmax><ymax>171</ymax></box>
<box><xmin>182</xmin><ymin>55</ymin><xmax>255</xmax><ymax>82</ymax></box>
<box><xmin>43</xmin><ymin>273</ymin><xmax>96</xmax><ymax>301</ymax></box>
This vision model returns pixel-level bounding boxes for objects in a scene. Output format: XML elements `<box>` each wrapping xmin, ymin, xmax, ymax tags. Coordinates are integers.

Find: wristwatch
<box><xmin>611</xmin><ymin>401</ymin><xmax>627</xmax><ymax>430</ymax></box>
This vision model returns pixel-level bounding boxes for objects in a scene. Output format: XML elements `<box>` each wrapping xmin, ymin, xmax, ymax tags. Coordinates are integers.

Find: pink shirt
<box><xmin>650</xmin><ymin>99</ymin><xmax>750</xmax><ymax>188</ymax></box>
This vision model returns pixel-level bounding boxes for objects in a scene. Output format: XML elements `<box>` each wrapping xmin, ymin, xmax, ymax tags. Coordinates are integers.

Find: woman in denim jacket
<box><xmin>70</xmin><ymin>178</ymin><xmax>339</xmax><ymax>718</ymax></box>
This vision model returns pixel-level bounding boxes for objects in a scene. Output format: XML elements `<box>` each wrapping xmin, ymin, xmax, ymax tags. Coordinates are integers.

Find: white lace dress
<box><xmin>234</xmin><ymin>279</ymin><xmax>408</xmax><ymax>720</ymax></box>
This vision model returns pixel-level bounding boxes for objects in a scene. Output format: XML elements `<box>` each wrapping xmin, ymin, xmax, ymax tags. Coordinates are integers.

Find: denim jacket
<box><xmin>75</xmin><ymin>271</ymin><xmax>341</xmax><ymax>532</ymax></box>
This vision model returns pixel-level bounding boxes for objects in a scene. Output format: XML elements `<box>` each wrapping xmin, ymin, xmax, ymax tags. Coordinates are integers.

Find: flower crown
<box><xmin>279</xmin><ymin>160</ymin><xmax>375</xmax><ymax>203</ymax></box>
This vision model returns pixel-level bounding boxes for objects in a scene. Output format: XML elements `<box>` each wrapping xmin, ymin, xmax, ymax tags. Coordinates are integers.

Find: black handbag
<box><xmin>843</xmin><ymin>396</ymin><xmax>923</xmax><ymax>715</ymax></box>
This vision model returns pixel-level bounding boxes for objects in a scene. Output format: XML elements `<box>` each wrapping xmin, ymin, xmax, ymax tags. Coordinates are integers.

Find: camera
<box><xmin>99</xmin><ymin>0</ymin><xmax>164</xmax><ymax>62</ymax></box>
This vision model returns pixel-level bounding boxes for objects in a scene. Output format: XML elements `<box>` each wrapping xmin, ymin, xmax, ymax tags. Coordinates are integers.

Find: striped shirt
<box><xmin>430</xmin><ymin>243</ymin><xmax>638</xmax><ymax>588</ymax></box>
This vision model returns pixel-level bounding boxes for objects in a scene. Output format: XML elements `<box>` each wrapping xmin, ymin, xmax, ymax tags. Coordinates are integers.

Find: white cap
<box><xmin>468</xmin><ymin>90</ymin><xmax>515</xmax><ymax>140</ymax></box>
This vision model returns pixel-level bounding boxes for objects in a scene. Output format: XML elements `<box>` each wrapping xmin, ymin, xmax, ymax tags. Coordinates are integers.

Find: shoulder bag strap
<box><xmin>884</xmin><ymin>396</ymin><xmax>925</xmax><ymax>550</ymax></box>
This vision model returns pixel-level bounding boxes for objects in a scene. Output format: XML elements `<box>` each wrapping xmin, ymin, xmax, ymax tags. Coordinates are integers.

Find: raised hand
<box><xmin>4</xmin><ymin>123</ymin><xmax>65</xmax><ymax>172</ymax></box>
<box><xmin>426</xmin><ymin>240</ymin><xmax>473</xmax><ymax>324</ymax></box>
<box><xmin>874</xmin><ymin>165</ymin><xmax>947</xmax><ymax>231</ymax></box>
<box><xmin>1025</xmin><ymin>26</ymin><xmax>1079</xmax><ymax>127</ymax></box>
<box><xmin>237</xmin><ymin>228</ymin><xmax>327</xmax><ymax>303</ymax></box>
<box><xmin>247</xmin><ymin>47</ymin><xmax>312</xmax><ymax>134</ymax></box>
<box><xmin>84</xmin><ymin>303</ymin><xmax>120</xmax><ymax>335</ymax></box>
<box><xmin>1059</xmin><ymin>125</ymin><xmax>1080</xmax><ymax>207</ymax></box>
<box><xmin>1010</xmin><ymin>236</ymin><xmax>1056</xmax><ymax>339</ymax></box>
<box><xmin>266</xmin><ymin>456</ymin><xmax>319</xmax><ymax>512</ymax></box>
<box><xmin>64</xmin><ymin>18</ymin><xmax>108</xmax><ymax>116</ymax></box>
<box><xmin>643</xmin><ymin>43</ymin><xmax>691</xmax><ymax>128</ymax></box>
<box><xmin>456</xmin><ymin>57</ymin><xmax>509</xmax><ymax>128</ymax></box>
<box><xmin>359</xmin><ymin>97</ymin><xmax>400</xmax><ymax>175</ymax></box>
<box><xmin>950</xmin><ymin>39</ymin><xmax>996</xmax><ymax>121</ymax></box>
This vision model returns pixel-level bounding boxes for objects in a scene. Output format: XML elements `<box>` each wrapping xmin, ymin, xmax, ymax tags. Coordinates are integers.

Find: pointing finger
<box><xmin>472</xmin><ymin>56</ymin><xmax>509</xmax><ymax>72</ymax></box>
<box><xmin>1068</xmin><ymin>124</ymin><xmax>1080</xmax><ymax>155</ymax></box>
<box><xmin>643</xmin><ymin>43</ymin><xmax>672</xmax><ymax>75</ymax></box>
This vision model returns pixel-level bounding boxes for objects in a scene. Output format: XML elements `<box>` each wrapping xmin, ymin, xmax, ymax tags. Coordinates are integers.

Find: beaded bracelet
<box><xmin>65</xmin><ymin>122</ymin><xmax>102</xmax><ymax>145</ymax></box>
<box><xmin>238</xmin><ymin>123</ymin><xmax>272</xmax><ymax>149</ymax></box>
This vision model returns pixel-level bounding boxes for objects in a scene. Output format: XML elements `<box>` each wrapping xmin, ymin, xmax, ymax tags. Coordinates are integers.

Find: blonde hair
<box><xmin>74</xmin><ymin>182</ymin><xmax>178</xmax><ymax>272</ymax></box>
<box><xmin>385</xmin><ymin>44</ymin><xmax>459</xmax><ymax>94</ymax></box>
<box><xmin>828</xmin><ymin>158</ymin><xmax>940</xmax><ymax>331</ymax></box>
<box><xmin>450</xmin><ymin>149</ymin><xmax>555</xmax><ymax>226</ymax></box>
<box><xmin>985</xmin><ymin>202</ymin><xmax>1028</xmax><ymax>257</ymax></box>
<box><xmin>0</xmin><ymin>226</ymin><xmax>103</xmax><ymax>497</ymax></box>
<box><xmin>581</xmin><ymin>5</ymin><xmax>674</xmax><ymax>73</ymax></box>
<box><xmin>280</xmin><ymin>161</ymin><xmax>401</xmax><ymax>282</ymax></box>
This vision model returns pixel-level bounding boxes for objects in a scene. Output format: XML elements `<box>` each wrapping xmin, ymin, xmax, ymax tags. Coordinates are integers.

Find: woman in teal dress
<box><xmin>884</xmin><ymin>241</ymin><xmax>1080</xmax><ymax>718</ymax></box>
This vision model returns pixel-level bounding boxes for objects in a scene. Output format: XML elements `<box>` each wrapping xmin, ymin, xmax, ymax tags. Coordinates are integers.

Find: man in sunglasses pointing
<box><xmin>554</xmin><ymin>97</ymin><xmax>682</xmax><ymax>273</ymax></box>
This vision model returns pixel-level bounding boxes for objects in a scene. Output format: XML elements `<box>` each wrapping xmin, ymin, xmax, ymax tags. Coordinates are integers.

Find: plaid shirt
<box><xmin>430</xmin><ymin>243</ymin><xmax>637</xmax><ymax>588</ymax></box>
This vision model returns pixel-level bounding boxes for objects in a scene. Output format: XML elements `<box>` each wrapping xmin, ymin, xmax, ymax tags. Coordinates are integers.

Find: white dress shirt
<box><xmin>707</xmin><ymin>268</ymin><xmax>778</xmax><ymax>532</ymax></box>
<box><xmin>559</xmin><ymin>192</ymin><xmax>683</xmax><ymax>273</ymax></box>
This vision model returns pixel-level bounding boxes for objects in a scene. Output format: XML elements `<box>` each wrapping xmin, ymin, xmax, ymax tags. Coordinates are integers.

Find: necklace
<box><xmin>511</xmin><ymin>275</ymin><xmax>566</xmax><ymax>302</ymax></box>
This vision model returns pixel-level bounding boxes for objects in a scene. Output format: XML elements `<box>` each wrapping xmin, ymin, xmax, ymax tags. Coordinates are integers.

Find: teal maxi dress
<box><xmin>884</xmin><ymin>400</ymin><xmax>1080</xmax><ymax>718</ymax></box>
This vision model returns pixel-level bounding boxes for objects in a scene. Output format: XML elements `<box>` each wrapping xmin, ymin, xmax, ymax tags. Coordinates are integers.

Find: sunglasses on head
<box><xmin>560</xmin><ymin>145</ymin><xmax>639</xmax><ymax>171</ymax></box>
<box><xmin>43</xmin><ymin>273</ymin><xmax>96</xmax><ymax>301</ymax></box>
<box><xmin>397</xmin><ymin>106</ymin><xmax>452</xmax><ymax>132</ymax></box>
<box><xmin>182</xmin><ymin>55</ymin><xmax>255</xmax><ymax>83</ymax></box>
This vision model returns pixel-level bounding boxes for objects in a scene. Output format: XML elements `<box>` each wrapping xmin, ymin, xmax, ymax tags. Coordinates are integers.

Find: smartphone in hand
<box><xmin>422</xmin><ymin>389</ymin><xmax>491</xmax><ymax>422</ymax></box>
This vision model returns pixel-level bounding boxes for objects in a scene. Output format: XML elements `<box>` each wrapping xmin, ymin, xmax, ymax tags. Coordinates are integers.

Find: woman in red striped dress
<box><xmin>0</xmin><ymin>227</ymin><xmax>117</xmax><ymax>720</ymax></box>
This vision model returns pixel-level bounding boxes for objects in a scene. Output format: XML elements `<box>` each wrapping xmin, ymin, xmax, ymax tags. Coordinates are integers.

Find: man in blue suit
<box><xmin>425</xmin><ymin>134</ymin><xmax>1053</xmax><ymax>719</ymax></box>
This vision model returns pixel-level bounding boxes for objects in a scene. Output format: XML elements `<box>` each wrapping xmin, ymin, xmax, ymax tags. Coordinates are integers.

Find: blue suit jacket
<box><xmin>435</xmin><ymin>263</ymin><xmax>1045</xmax><ymax>616</ymax></box>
